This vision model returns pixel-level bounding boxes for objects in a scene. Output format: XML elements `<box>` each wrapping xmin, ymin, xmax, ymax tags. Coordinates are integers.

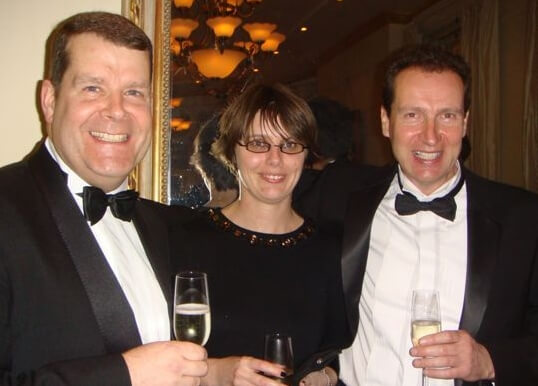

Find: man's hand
<box><xmin>410</xmin><ymin>330</ymin><xmax>495</xmax><ymax>382</ymax></box>
<box><xmin>123</xmin><ymin>341</ymin><xmax>208</xmax><ymax>386</ymax></box>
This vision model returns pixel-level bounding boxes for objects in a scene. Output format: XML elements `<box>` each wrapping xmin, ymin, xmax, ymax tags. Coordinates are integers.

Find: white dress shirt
<box><xmin>45</xmin><ymin>139</ymin><xmax>170</xmax><ymax>344</ymax></box>
<box><xmin>340</xmin><ymin>165</ymin><xmax>468</xmax><ymax>386</ymax></box>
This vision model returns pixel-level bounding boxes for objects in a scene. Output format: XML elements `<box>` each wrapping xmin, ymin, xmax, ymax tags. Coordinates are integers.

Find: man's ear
<box><xmin>381</xmin><ymin>106</ymin><xmax>390</xmax><ymax>138</ymax></box>
<box><xmin>462</xmin><ymin>110</ymin><xmax>469</xmax><ymax>137</ymax></box>
<box><xmin>40</xmin><ymin>80</ymin><xmax>56</xmax><ymax>131</ymax></box>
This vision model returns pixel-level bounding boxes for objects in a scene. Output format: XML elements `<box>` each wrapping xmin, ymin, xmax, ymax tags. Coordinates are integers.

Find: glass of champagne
<box><xmin>264</xmin><ymin>333</ymin><xmax>294</xmax><ymax>384</ymax></box>
<box><xmin>411</xmin><ymin>289</ymin><xmax>441</xmax><ymax>386</ymax></box>
<box><xmin>173</xmin><ymin>271</ymin><xmax>211</xmax><ymax>346</ymax></box>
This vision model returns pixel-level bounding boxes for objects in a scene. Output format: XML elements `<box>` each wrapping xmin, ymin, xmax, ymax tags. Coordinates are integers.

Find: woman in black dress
<box><xmin>171</xmin><ymin>83</ymin><xmax>349</xmax><ymax>386</ymax></box>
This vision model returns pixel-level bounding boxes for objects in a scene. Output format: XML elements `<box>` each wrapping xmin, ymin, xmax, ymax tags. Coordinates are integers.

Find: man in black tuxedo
<box><xmin>0</xmin><ymin>12</ymin><xmax>207</xmax><ymax>385</ymax></box>
<box><xmin>297</xmin><ymin>45</ymin><xmax>538</xmax><ymax>385</ymax></box>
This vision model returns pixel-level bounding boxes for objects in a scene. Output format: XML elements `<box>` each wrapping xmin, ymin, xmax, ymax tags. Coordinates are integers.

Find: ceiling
<box><xmin>170</xmin><ymin>0</ymin><xmax>439</xmax><ymax>97</ymax></box>
<box><xmin>248</xmin><ymin>0</ymin><xmax>437</xmax><ymax>83</ymax></box>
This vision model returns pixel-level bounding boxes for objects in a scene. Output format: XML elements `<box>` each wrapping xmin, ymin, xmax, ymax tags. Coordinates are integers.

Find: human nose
<box><xmin>266</xmin><ymin>144</ymin><xmax>283</xmax><ymax>164</ymax></box>
<box><xmin>103</xmin><ymin>92</ymin><xmax>126</xmax><ymax>120</ymax></box>
<box><xmin>421</xmin><ymin>116</ymin><xmax>440</xmax><ymax>145</ymax></box>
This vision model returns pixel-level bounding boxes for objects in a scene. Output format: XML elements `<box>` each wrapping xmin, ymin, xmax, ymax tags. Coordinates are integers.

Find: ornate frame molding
<box><xmin>122</xmin><ymin>0</ymin><xmax>171</xmax><ymax>203</ymax></box>
<box><xmin>152</xmin><ymin>0</ymin><xmax>172</xmax><ymax>203</ymax></box>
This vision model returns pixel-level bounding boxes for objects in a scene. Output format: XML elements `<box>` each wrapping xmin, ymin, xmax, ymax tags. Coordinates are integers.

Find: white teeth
<box><xmin>414</xmin><ymin>151</ymin><xmax>440</xmax><ymax>160</ymax></box>
<box><xmin>263</xmin><ymin>174</ymin><xmax>284</xmax><ymax>182</ymax></box>
<box><xmin>90</xmin><ymin>131</ymin><xmax>128</xmax><ymax>143</ymax></box>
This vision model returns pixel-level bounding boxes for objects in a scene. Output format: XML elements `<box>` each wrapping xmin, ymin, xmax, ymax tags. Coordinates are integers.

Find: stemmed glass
<box><xmin>264</xmin><ymin>333</ymin><xmax>294</xmax><ymax>384</ymax></box>
<box><xmin>411</xmin><ymin>290</ymin><xmax>441</xmax><ymax>386</ymax></box>
<box><xmin>173</xmin><ymin>271</ymin><xmax>211</xmax><ymax>346</ymax></box>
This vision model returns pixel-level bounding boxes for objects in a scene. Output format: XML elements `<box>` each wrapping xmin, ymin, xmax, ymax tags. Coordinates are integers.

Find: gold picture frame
<box><xmin>123</xmin><ymin>0</ymin><xmax>171</xmax><ymax>203</ymax></box>
<box><xmin>151</xmin><ymin>0</ymin><xmax>172</xmax><ymax>204</ymax></box>
<box><xmin>141</xmin><ymin>0</ymin><xmax>225</xmax><ymax>205</ymax></box>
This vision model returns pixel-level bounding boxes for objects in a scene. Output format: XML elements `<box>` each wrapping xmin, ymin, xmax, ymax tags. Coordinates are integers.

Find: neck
<box><xmin>222</xmin><ymin>197</ymin><xmax>302</xmax><ymax>234</ymax></box>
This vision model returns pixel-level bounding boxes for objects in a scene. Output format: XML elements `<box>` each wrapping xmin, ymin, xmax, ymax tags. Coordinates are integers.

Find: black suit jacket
<box><xmin>0</xmin><ymin>144</ymin><xmax>176</xmax><ymax>385</ymax></box>
<box><xmin>294</xmin><ymin>160</ymin><xmax>383</xmax><ymax>234</ymax></box>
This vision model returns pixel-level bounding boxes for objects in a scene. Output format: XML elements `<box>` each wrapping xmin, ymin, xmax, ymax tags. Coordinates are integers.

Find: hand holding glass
<box><xmin>173</xmin><ymin>271</ymin><xmax>211</xmax><ymax>346</ymax></box>
<box><xmin>411</xmin><ymin>289</ymin><xmax>441</xmax><ymax>386</ymax></box>
<box><xmin>264</xmin><ymin>333</ymin><xmax>294</xmax><ymax>383</ymax></box>
<box><xmin>411</xmin><ymin>289</ymin><xmax>441</xmax><ymax>345</ymax></box>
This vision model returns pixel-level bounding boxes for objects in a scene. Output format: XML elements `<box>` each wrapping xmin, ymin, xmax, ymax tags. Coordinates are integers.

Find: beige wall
<box><xmin>0</xmin><ymin>0</ymin><xmax>121</xmax><ymax>167</ymax></box>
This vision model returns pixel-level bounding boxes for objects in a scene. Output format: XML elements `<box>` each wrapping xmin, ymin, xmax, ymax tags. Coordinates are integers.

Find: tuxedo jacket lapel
<box><xmin>133</xmin><ymin>202</ymin><xmax>173</xmax><ymax>326</ymax></box>
<box><xmin>459</xmin><ymin>171</ymin><xmax>500</xmax><ymax>337</ymax></box>
<box><xmin>28</xmin><ymin>145</ymin><xmax>142</xmax><ymax>352</ymax></box>
<box><xmin>341</xmin><ymin>170</ymin><xmax>394</xmax><ymax>336</ymax></box>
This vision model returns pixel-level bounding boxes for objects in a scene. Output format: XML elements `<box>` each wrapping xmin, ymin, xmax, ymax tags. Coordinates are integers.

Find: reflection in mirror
<box><xmin>153</xmin><ymin>0</ymin><xmax>461</xmax><ymax>204</ymax></box>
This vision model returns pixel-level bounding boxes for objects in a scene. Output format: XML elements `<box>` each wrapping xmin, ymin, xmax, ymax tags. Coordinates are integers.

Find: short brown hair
<box><xmin>212</xmin><ymin>82</ymin><xmax>318</xmax><ymax>173</ymax></box>
<box><xmin>382</xmin><ymin>44</ymin><xmax>471</xmax><ymax>115</ymax></box>
<box><xmin>46</xmin><ymin>11</ymin><xmax>153</xmax><ymax>88</ymax></box>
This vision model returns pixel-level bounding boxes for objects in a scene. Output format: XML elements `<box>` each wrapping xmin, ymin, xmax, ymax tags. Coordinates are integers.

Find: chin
<box><xmin>264</xmin><ymin>194</ymin><xmax>293</xmax><ymax>205</ymax></box>
<box><xmin>92</xmin><ymin>163</ymin><xmax>133</xmax><ymax>180</ymax></box>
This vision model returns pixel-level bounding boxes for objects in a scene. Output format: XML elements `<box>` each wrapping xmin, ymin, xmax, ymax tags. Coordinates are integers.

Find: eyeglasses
<box><xmin>237</xmin><ymin>140</ymin><xmax>308</xmax><ymax>154</ymax></box>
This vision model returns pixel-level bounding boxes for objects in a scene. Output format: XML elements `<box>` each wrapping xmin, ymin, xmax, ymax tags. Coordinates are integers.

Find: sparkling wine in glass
<box><xmin>411</xmin><ymin>289</ymin><xmax>441</xmax><ymax>386</ymax></box>
<box><xmin>264</xmin><ymin>333</ymin><xmax>294</xmax><ymax>384</ymax></box>
<box><xmin>173</xmin><ymin>271</ymin><xmax>211</xmax><ymax>346</ymax></box>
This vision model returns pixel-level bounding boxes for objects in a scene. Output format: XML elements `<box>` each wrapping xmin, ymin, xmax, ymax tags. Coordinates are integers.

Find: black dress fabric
<box><xmin>171</xmin><ymin>208</ymin><xmax>349</xmax><ymax>369</ymax></box>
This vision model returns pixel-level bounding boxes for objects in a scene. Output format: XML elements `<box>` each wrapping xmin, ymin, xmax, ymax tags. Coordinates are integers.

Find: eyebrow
<box><xmin>124</xmin><ymin>80</ymin><xmax>150</xmax><ymax>89</ymax></box>
<box><xmin>245</xmin><ymin>135</ymin><xmax>295</xmax><ymax>144</ymax></box>
<box><xmin>396</xmin><ymin>106</ymin><xmax>464</xmax><ymax>113</ymax></box>
<box><xmin>72</xmin><ymin>75</ymin><xmax>104</xmax><ymax>86</ymax></box>
<box><xmin>72</xmin><ymin>75</ymin><xmax>149</xmax><ymax>89</ymax></box>
<box><xmin>437</xmin><ymin>107</ymin><xmax>465</xmax><ymax>114</ymax></box>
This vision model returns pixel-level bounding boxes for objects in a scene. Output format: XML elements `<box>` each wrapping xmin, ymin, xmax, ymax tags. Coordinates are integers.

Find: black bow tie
<box><xmin>394</xmin><ymin>174</ymin><xmax>464</xmax><ymax>221</ymax></box>
<box><xmin>78</xmin><ymin>186</ymin><xmax>139</xmax><ymax>225</ymax></box>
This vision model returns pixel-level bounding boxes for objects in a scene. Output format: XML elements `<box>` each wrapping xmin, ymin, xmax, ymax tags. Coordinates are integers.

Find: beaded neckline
<box><xmin>207</xmin><ymin>208</ymin><xmax>315</xmax><ymax>248</ymax></box>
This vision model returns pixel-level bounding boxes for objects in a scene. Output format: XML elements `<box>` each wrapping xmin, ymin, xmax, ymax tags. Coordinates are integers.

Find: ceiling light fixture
<box><xmin>171</xmin><ymin>0</ymin><xmax>286</xmax><ymax>86</ymax></box>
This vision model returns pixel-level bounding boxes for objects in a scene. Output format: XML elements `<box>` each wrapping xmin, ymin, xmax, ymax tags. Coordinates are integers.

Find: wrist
<box><xmin>478</xmin><ymin>345</ymin><xmax>496</xmax><ymax>380</ymax></box>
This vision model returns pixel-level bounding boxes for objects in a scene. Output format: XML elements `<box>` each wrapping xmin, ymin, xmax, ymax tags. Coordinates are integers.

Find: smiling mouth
<box><xmin>413</xmin><ymin>151</ymin><xmax>440</xmax><ymax>161</ymax></box>
<box><xmin>90</xmin><ymin>131</ymin><xmax>128</xmax><ymax>143</ymax></box>
<box><xmin>261</xmin><ymin>174</ymin><xmax>285</xmax><ymax>182</ymax></box>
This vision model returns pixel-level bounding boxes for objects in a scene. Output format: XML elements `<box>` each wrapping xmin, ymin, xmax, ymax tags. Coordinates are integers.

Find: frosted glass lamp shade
<box><xmin>171</xmin><ymin>18</ymin><xmax>199</xmax><ymax>39</ymax></box>
<box><xmin>191</xmin><ymin>48</ymin><xmax>248</xmax><ymax>78</ymax></box>
<box><xmin>242</xmin><ymin>23</ymin><xmax>276</xmax><ymax>42</ymax></box>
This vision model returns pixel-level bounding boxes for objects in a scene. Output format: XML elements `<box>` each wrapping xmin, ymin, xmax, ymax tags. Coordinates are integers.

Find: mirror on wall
<box><xmin>149</xmin><ymin>0</ymin><xmax>452</xmax><ymax>205</ymax></box>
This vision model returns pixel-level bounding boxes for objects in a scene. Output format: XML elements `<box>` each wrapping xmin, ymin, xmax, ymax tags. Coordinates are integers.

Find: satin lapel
<box><xmin>28</xmin><ymin>145</ymin><xmax>142</xmax><ymax>352</ymax></box>
<box><xmin>459</xmin><ymin>173</ymin><xmax>500</xmax><ymax>337</ymax></box>
<box><xmin>341</xmin><ymin>172</ymin><xmax>393</xmax><ymax>335</ymax></box>
<box><xmin>132</xmin><ymin>202</ymin><xmax>173</xmax><ymax>329</ymax></box>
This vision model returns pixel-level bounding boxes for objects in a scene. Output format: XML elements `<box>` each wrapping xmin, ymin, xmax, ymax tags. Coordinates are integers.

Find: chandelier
<box><xmin>170</xmin><ymin>0</ymin><xmax>286</xmax><ymax>85</ymax></box>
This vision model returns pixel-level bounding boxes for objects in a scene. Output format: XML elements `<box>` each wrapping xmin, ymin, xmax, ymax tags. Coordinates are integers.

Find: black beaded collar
<box><xmin>207</xmin><ymin>208</ymin><xmax>316</xmax><ymax>248</ymax></box>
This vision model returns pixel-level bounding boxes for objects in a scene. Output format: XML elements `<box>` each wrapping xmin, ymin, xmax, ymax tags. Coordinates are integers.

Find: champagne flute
<box><xmin>173</xmin><ymin>271</ymin><xmax>211</xmax><ymax>346</ymax></box>
<box><xmin>264</xmin><ymin>333</ymin><xmax>294</xmax><ymax>384</ymax></box>
<box><xmin>411</xmin><ymin>289</ymin><xmax>441</xmax><ymax>386</ymax></box>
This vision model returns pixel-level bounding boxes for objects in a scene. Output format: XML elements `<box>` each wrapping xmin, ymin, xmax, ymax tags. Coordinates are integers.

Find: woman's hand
<box><xmin>299</xmin><ymin>367</ymin><xmax>337</xmax><ymax>386</ymax></box>
<box><xmin>202</xmin><ymin>356</ymin><xmax>288</xmax><ymax>386</ymax></box>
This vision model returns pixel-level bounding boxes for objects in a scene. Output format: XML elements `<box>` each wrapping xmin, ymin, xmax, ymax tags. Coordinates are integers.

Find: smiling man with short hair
<box><xmin>0</xmin><ymin>11</ymin><xmax>207</xmax><ymax>385</ymax></box>
<box><xmin>336</xmin><ymin>45</ymin><xmax>538</xmax><ymax>386</ymax></box>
